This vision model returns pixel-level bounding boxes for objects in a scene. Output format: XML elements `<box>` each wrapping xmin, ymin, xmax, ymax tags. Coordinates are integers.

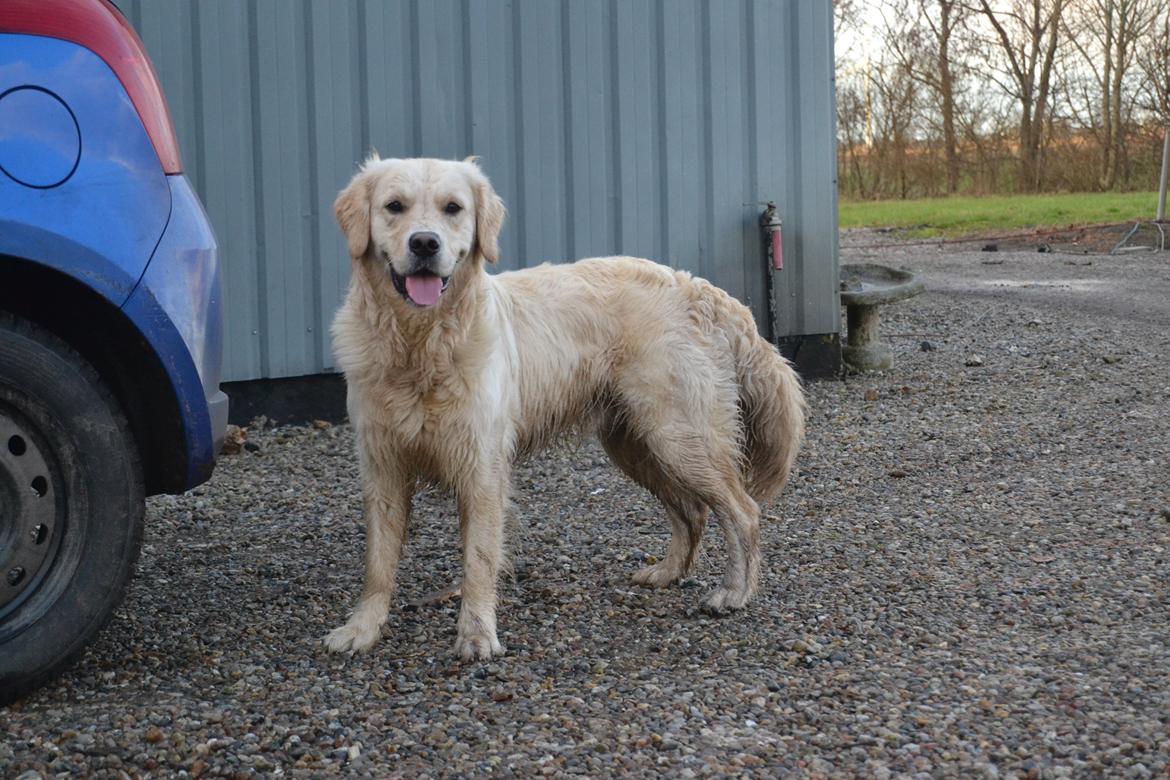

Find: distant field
<box><xmin>839</xmin><ymin>191</ymin><xmax>1160</xmax><ymax>237</ymax></box>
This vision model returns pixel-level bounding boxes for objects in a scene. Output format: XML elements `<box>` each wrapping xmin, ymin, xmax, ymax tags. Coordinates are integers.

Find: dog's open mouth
<box><xmin>390</xmin><ymin>268</ymin><xmax>450</xmax><ymax>307</ymax></box>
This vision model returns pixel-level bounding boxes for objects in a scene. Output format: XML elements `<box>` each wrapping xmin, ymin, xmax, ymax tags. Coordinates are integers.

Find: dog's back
<box><xmin>492</xmin><ymin>256</ymin><xmax>805</xmax><ymax>502</ymax></box>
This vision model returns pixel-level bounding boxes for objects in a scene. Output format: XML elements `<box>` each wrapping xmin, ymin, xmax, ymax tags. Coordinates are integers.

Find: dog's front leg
<box><xmin>454</xmin><ymin>479</ymin><xmax>507</xmax><ymax>660</ymax></box>
<box><xmin>325</xmin><ymin>455</ymin><xmax>411</xmax><ymax>653</ymax></box>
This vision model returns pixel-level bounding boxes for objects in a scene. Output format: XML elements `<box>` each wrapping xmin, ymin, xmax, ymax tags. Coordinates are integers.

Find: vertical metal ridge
<box><xmin>744</xmin><ymin>0</ymin><xmax>759</xmax><ymax>196</ymax></box>
<box><xmin>511</xmin><ymin>0</ymin><xmax>527</xmax><ymax>263</ymax></box>
<box><xmin>189</xmin><ymin>1</ymin><xmax>206</xmax><ymax>198</ymax></box>
<box><xmin>246</xmin><ymin>1</ymin><xmax>270</xmax><ymax>378</ymax></box>
<box><xmin>788</xmin><ymin>0</ymin><xmax>805</xmax><ymax>326</ymax></box>
<box><xmin>302</xmin><ymin>0</ymin><xmax>324</xmax><ymax>370</ymax></box>
<box><xmin>409</xmin><ymin>0</ymin><xmax>422</xmax><ymax>155</ymax></box>
<box><xmin>655</xmin><ymin>0</ymin><xmax>668</xmax><ymax>264</ymax></box>
<box><xmin>357</xmin><ymin>0</ymin><xmax>370</xmax><ymax>155</ymax></box>
<box><xmin>560</xmin><ymin>2</ymin><xmax>575</xmax><ymax>260</ymax></box>
<box><xmin>743</xmin><ymin>0</ymin><xmax>762</xmax><ymax>330</ymax></box>
<box><xmin>607</xmin><ymin>0</ymin><xmax>622</xmax><ymax>250</ymax></box>
<box><xmin>700</xmin><ymin>0</ymin><xmax>714</xmax><ymax>281</ymax></box>
<box><xmin>739</xmin><ymin>0</ymin><xmax>758</xmax><ymax>327</ymax></box>
<box><xmin>461</xmin><ymin>0</ymin><xmax>474</xmax><ymax>154</ymax></box>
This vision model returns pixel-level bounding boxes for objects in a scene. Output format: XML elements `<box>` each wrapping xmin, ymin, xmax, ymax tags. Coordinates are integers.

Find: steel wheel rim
<box><xmin>0</xmin><ymin>404</ymin><xmax>63</xmax><ymax>619</ymax></box>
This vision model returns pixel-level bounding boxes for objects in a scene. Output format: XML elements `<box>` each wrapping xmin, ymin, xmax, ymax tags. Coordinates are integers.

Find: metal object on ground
<box><xmin>1110</xmin><ymin>221</ymin><xmax>1167</xmax><ymax>254</ymax></box>
<box><xmin>1158</xmin><ymin>127</ymin><xmax>1168</xmax><ymax>223</ymax></box>
<box><xmin>839</xmin><ymin>264</ymin><xmax>925</xmax><ymax>372</ymax></box>
<box><xmin>760</xmin><ymin>202</ymin><xmax>783</xmax><ymax>271</ymax></box>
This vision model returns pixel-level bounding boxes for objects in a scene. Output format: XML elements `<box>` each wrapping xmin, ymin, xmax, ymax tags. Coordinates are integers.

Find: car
<box><xmin>0</xmin><ymin>0</ymin><xmax>227</xmax><ymax>704</ymax></box>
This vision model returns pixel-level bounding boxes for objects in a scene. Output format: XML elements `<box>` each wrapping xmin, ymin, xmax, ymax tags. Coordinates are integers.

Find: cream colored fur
<box><xmin>325</xmin><ymin>156</ymin><xmax>806</xmax><ymax>660</ymax></box>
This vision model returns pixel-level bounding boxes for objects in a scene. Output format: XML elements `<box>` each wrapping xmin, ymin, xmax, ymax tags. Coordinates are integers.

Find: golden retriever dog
<box><xmin>325</xmin><ymin>156</ymin><xmax>805</xmax><ymax>660</ymax></box>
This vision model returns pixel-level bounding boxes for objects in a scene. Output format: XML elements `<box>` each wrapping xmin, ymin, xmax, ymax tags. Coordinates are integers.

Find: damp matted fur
<box><xmin>325</xmin><ymin>156</ymin><xmax>806</xmax><ymax>660</ymax></box>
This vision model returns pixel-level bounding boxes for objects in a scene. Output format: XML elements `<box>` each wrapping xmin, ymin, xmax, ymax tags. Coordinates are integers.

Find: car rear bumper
<box><xmin>123</xmin><ymin>174</ymin><xmax>226</xmax><ymax>490</ymax></box>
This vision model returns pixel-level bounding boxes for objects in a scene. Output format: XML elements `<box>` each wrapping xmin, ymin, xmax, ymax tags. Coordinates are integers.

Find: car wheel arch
<box><xmin>0</xmin><ymin>255</ymin><xmax>189</xmax><ymax>495</ymax></box>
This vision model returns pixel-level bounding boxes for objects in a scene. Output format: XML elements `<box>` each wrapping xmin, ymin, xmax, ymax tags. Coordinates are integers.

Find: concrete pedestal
<box><xmin>839</xmin><ymin>264</ymin><xmax>924</xmax><ymax>373</ymax></box>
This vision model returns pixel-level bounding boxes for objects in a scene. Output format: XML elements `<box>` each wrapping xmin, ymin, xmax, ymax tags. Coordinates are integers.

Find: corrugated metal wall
<box><xmin>125</xmin><ymin>0</ymin><xmax>839</xmax><ymax>382</ymax></box>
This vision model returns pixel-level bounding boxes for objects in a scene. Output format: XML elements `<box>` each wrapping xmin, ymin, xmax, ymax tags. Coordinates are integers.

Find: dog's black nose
<box><xmin>409</xmin><ymin>232</ymin><xmax>441</xmax><ymax>258</ymax></box>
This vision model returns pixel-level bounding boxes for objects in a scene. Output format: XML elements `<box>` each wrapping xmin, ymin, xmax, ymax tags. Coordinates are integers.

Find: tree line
<box><xmin>835</xmin><ymin>0</ymin><xmax>1170</xmax><ymax>199</ymax></box>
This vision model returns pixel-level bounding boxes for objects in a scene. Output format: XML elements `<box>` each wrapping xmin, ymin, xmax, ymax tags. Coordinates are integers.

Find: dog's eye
<box><xmin>386</xmin><ymin>200</ymin><xmax>404</xmax><ymax>214</ymax></box>
<box><xmin>444</xmin><ymin>201</ymin><xmax>463</xmax><ymax>215</ymax></box>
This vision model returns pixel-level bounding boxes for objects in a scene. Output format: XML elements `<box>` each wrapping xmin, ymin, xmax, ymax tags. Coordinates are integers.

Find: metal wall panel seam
<box><xmin>303</xmin><ymin>0</ymin><xmax>324</xmax><ymax>373</ymax></box>
<box><xmin>245</xmin><ymin>0</ymin><xmax>268</xmax><ymax>382</ymax></box>
<box><xmin>560</xmin><ymin>2</ymin><xmax>576</xmax><ymax>262</ymax></box>
<box><xmin>742</xmin><ymin>0</ymin><xmax>764</xmax><ymax>333</ymax></box>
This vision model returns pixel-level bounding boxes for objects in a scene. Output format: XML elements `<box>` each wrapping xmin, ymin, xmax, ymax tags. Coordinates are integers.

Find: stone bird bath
<box><xmin>839</xmin><ymin>264</ymin><xmax>925</xmax><ymax>372</ymax></box>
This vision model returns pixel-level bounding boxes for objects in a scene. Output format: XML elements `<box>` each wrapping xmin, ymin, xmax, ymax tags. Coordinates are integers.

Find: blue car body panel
<box><xmin>0</xmin><ymin>84</ymin><xmax>80</xmax><ymax>188</ymax></box>
<box><xmin>0</xmin><ymin>34</ymin><xmax>171</xmax><ymax>305</ymax></box>
<box><xmin>0</xmin><ymin>33</ymin><xmax>224</xmax><ymax>490</ymax></box>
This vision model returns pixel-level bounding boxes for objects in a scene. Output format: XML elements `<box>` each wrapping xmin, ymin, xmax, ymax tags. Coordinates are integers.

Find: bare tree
<box><xmin>834</xmin><ymin>0</ymin><xmax>870</xmax><ymax>197</ymax></box>
<box><xmin>961</xmin><ymin>98</ymin><xmax>1018</xmax><ymax>192</ymax></box>
<box><xmin>934</xmin><ymin>1</ymin><xmax>967</xmax><ymax>193</ymax></box>
<box><xmin>1137</xmin><ymin>10</ymin><xmax>1170</xmax><ymax>122</ymax></box>
<box><xmin>1065</xmin><ymin>0</ymin><xmax>1159</xmax><ymax>188</ymax></box>
<box><xmin>883</xmin><ymin>1</ymin><xmax>972</xmax><ymax>193</ymax></box>
<box><xmin>870</xmin><ymin>59</ymin><xmax>921</xmax><ymax>199</ymax></box>
<box><xmin>835</xmin><ymin>38</ymin><xmax>923</xmax><ymax>199</ymax></box>
<box><xmin>834</xmin><ymin>0</ymin><xmax>856</xmax><ymax>32</ymax></box>
<box><xmin>972</xmin><ymin>0</ymin><xmax>1067</xmax><ymax>191</ymax></box>
<box><xmin>836</xmin><ymin>75</ymin><xmax>874</xmax><ymax>198</ymax></box>
<box><xmin>835</xmin><ymin>0</ymin><xmax>1170</xmax><ymax>198</ymax></box>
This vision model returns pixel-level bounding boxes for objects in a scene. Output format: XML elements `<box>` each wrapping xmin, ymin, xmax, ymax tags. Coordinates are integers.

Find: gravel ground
<box><xmin>4</xmin><ymin>235</ymin><xmax>1170</xmax><ymax>778</ymax></box>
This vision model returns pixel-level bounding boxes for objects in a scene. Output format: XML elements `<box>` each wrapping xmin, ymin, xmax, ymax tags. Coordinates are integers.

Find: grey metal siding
<box><xmin>126</xmin><ymin>0</ymin><xmax>838</xmax><ymax>382</ymax></box>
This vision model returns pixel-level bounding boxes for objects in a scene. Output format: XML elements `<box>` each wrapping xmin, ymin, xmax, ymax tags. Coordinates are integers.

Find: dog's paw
<box><xmin>702</xmin><ymin>586</ymin><xmax>752</xmax><ymax>614</ymax></box>
<box><xmin>324</xmin><ymin>619</ymin><xmax>382</xmax><ymax>653</ymax></box>
<box><xmin>631</xmin><ymin>562</ymin><xmax>682</xmax><ymax>589</ymax></box>
<box><xmin>454</xmin><ymin>630</ymin><xmax>505</xmax><ymax>661</ymax></box>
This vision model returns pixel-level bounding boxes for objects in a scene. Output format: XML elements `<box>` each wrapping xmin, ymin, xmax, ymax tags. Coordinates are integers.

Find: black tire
<box><xmin>0</xmin><ymin>311</ymin><xmax>143</xmax><ymax>705</ymax></box>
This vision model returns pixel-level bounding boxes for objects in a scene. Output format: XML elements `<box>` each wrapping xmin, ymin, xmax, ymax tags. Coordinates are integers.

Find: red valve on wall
<box><xmin>760</xmin><ymin>202</ymin><xmax>783</xmax><ymax>270</ymax></box>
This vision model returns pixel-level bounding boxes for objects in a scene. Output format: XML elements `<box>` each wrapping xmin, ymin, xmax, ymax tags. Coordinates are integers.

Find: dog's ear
<box><xmin>334</xmin><ymin>168</ymin><xmax>372</xmax><ymax>259</ymax></box>
<box><xmin>469</xmin><ymin>163</ymin><xmax>506</xmax><ymax>264</ymax></box>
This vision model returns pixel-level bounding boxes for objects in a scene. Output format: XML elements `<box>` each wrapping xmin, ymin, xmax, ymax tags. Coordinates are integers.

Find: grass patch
<box><xmin>839</xmin><ymin>191</ymin><xmax>1160</xmax><ymax>237</ymax></box>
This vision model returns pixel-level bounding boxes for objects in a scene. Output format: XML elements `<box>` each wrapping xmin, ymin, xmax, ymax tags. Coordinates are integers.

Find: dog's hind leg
<box><xmin>325</xmin><ymin>445</ymin><xmax>412</xmax><ymax>653</ymax></box>
<box><xmin>625</xmin><ymin>410</ymin><xmax>760</xmax><ymax>611</ymax></box>
<box><xmin>599</xmin><ymin>417</ymin><xmax>707</xmax><ymax>588</ymax></box>
<box><xmin>699</xmin><ymin>487</ymin><xmax>761</xmax><ymax>613</ymax></box>
<box><xmin>613</xmin><ymin>349</ymin><xmax>761</xmax><ymax>611</ymax></box>
<box><xmin>648</xmin><ymin>444</ymin><xmax>760</xmax><ymax>612</ymax></box>
<box><xmin>631</xmin><ymin>497</ymin><xmax>708</xmax><ymax>588</ymax></box>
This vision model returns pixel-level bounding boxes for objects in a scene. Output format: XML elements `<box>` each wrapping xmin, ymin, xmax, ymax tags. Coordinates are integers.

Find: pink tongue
<box><xmin>404</xmin><ymin>274</ymin><xmax>443</xmax><ymax>306</ymax></box>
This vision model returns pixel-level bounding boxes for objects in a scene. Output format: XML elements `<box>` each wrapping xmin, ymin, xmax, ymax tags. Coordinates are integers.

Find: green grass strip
<box><xmin>839</xmin><ymin>191</ymin><xmax>1160</xmax><ymax>238</ymax></box>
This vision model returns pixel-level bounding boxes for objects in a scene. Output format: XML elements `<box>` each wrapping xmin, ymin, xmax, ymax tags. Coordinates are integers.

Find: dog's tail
<box><xmin>728</xmin><ymin>308</ymin><xmax>806</xmax><ymax>502</ymax></box>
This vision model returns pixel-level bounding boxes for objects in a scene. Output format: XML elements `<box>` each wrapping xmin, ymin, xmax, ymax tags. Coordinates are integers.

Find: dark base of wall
<box><xmin>223</xmin><ymin>373</ymin><xmax>348</xmax><ymax>426</ymax></box>
<box><xmin>778</xmin><ymin>332</ymin><xmax>842</xmax><ymax>380</ymax></box>
<box><xmin>223</xmin><ymin>337</ymin><xmax>842</xmax><ymax>427</ymax></box>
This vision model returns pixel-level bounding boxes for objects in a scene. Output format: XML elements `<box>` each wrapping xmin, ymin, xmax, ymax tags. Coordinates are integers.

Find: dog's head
<box><xmin>334</xmin><ymin>156</ymin><xmax>506</xmax><ymax>308</ymax></box>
